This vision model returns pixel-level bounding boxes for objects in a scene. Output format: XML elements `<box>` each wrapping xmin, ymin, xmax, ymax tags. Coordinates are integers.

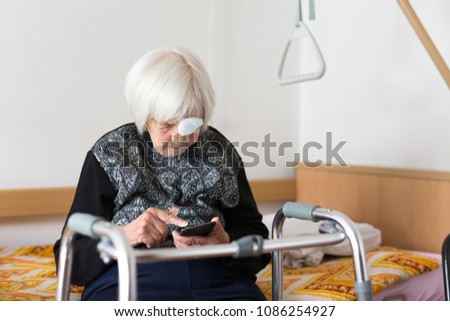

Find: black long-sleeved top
<box><xmin>54</xmin><ymin>124</ymin><xmax>270</xmax><ymax>286</ymax></box>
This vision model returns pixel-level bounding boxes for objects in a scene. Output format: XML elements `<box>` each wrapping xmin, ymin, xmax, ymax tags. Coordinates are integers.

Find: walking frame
<box><xmin>56</xmin><ymin>202</ymin><xmax>372</xmax><ymax>301</ymax></box>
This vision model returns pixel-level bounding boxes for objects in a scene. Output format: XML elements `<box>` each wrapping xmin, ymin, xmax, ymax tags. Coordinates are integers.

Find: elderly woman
<box><xmin>53</xmin><ymin>48</ymin><xmax>270</xmax><ymax>301</ymax></box>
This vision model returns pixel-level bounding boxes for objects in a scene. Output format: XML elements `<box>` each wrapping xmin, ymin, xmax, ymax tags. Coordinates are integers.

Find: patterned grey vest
<box><xmin>91</xmin><ymin>123</ymin><xmax>241</xmax><ymax>245</ymax></box>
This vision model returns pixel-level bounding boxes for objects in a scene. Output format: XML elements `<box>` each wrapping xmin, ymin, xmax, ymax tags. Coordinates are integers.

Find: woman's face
<box><xmin>146</xmin><ymin>118</ymin><xmax>200</xmax><ymax>157</ymax></box>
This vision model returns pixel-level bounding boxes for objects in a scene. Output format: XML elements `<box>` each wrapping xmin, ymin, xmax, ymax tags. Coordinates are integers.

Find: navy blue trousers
<box><xmin>81</xmin><ymin>259</ymin><xmax>266</xmax><ymax>301</ymax></box>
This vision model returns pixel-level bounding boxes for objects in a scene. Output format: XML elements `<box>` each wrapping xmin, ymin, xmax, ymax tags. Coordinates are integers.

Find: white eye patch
<box><xmin>178</xmin><ymin>118</ymin><xmax>203</xmax><ymax>136</ymax></box>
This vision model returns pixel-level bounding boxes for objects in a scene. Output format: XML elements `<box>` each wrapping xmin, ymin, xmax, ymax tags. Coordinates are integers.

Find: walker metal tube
<box><xmin>275</xmin><ymin>202</ymin><xmax>372</xmax><ymax>301</ymax></box>
<box><xmin>56</xmin><ymin>214</ymin><xmax>137</xmax><ymax>301</ymax></box>
<box><xmin>95</xmin><ymin>232</ymin><xmax>345</xmax><ymax>264</ymax></box>
<box><xmin>133</xmin><ymin>233</ymin><xmax>345</xmax><ymax>263</ymax></box>
<box><xmin>271</xmin><ymin>213</ymin><xmax>347</xmax><ymax>300</ymax></box>
<box><xmin>312</xmin><ymin>208</ymin><xmax>372</xmax><ymax>300</ymax></box>
<box><xmin>99</xmin><ymin>227</ymin><xmax>344</xmax><ymax>301</ymax></box>
<box><xmin>442</xmin><ymin>233</ymin><xmax>450</xmax><ymax>301</ymax></box>
<box><xmin>266</xmin><ymin>234</ymin><xmax>345</xmax><ymax>251</ymax></box>
<box><xmin>55</xmin><ymin>228</ymin><xmax>75</xmax><ymax>301</ymax></box>
<box><xmin>271</xmin><ymin>209</ymin><xmax>285</xmax><ymax>301</ymax></box>
<box><xmin>58</xmin><ymin>208</ymin><xmax>365</xmax><ymax>301</ymax></box>
<box><xmin>92</xmin><ymin>222</ymin><xmax>137</xmax><ymax>301</ymax></box>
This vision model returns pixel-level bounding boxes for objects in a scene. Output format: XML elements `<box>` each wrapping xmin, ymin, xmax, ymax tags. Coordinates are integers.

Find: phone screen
<box><xmin>179</xmin><ymin>221</ymin><xmax>215</xmax><ymax>237</ymax></box>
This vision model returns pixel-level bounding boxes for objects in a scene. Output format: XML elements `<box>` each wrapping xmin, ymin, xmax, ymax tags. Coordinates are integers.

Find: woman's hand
<box><xmin>120</xmin><ymin>207</ymin><xmax>187</xmax><ymax>248</ymax></box>
<box><xmin>172</xmin><ymin>216</ymin><xmax>230</xmax><ymax>248</ymax></box>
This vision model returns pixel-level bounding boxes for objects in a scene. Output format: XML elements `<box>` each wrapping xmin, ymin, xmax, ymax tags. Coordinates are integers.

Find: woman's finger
<box><xmin>146</xmin><ymin>207</ymin><xmax>188</xmax><ymax>227</ymax></box>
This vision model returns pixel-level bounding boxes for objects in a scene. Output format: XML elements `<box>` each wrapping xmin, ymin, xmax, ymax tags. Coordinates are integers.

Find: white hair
<box><xmin>124</xmin><ymin>48</ymin><xmax>215</xmax><ymax>134</ymax></box>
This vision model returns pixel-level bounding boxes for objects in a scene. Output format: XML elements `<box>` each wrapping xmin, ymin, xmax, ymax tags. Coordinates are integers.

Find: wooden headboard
<box><xmin>295</xmin><ymin>164</ymin><xmax>450</xmax><ymax>253</ymax></box>
<box><xmin>0</xmin><ymin>179</ymin><xmax>296</xmax><ymax>218</ymax></box>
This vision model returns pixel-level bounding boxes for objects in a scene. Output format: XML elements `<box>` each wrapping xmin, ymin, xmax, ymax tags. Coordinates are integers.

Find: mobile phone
<box><xmin>179</xmin><ymin>221</ymin><xmax>216</xmax><ymax>237</ymax></box>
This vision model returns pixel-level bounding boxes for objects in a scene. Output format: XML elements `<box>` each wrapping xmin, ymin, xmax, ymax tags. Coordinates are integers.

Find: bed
<box><xmin>255</xmin><ymin>164</ymin><xmax>448</xmax><ymax>301</ymax></box>
<box><xmin>253</xmin><ymin>211</ymin><xmax>444</xmax><ymax>301</ymax></box>
<box><xmin>0</xmin><ymin>242</ymin><xmax>443</xmax><ymax>301</ymax></box>
<box><xmin>256</xmin><ymin>249</ymin><xmax>442</xmax><ymax>301</ymax></box>
<box><xmin>0</xmin><ymin>164</ymin><xmax>447</xmax><ymax>301</ymax></box>
<box><xmin>0</xmin><ymin>245</ymin><xmax>82</xmax><ymax>301</ymax></box>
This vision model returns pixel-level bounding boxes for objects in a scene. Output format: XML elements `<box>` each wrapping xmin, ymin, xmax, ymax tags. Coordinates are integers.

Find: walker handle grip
<box><xmin>233</xmin><ymin>235</ymin><xmax>264</xmax><ymax>258</ymax></box>
<box><xmin>282</xmin><ymin>202</ymin><xmax>321</xmax><ymax>222</ymax></box>
<box><xmin>68</xmin><ymin>213</ymin><xmax>106</xmax><ymax>239</ymax></box>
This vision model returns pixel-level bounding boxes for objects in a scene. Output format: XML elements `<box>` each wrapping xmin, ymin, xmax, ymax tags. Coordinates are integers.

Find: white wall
<box><xmin>0</xmin><ymin>0</ymin><xmax>214</xmax><ymax>245</ymax></box>
<box><xmin>0</xmin><ymin>0</ymin><xmax>212</xmax><ymax>189</ymax></box>
<box><xmin>0</xmin><ymin>0</ymin><xmax>299</xmax><ymax>246</ymax></box>
<box><xmin>1</xmin><ymin>0</ymin><xmax>449</xmax><ymax>246</ymax></box>
<box><xmin>0</xmin><ymin>215</ymin><xmax>66</xmax><ymax>247</ymax></box>
<box><xmin>0</xmin><ymin>0</ymin><xmax>301</xmax><ymax>191</ymax></box>
<box><xmin>299</xmin><ymin>0</ymin><xmax>450</xmax><ymax>170</ymax></box>
<box><xmin>208</xmin><ymin>0</ymin><xmax>300</xmax><ymax>179</ymax></box>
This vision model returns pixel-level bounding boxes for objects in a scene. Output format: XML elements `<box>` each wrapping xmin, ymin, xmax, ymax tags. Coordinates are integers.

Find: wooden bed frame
<box><xmin>1</xmin><ymin>164</ymin><xmax>449</xmax><ymax>253</ymax></box>
<box><xmin>0</xmin><ymin>180</ymin><xmax>296</xmax><ymax>218</ymax></box>
<box><xmin>296</xmin><ymin>164</ymin><xmax>450</xmax><ymax>254</ymax></box>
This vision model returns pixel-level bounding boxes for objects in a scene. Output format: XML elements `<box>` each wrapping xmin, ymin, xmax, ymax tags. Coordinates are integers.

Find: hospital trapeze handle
<box><xmin>276</xmin><ymin>0</ymin><xmax>326</xmax><ymax>85</ymax></box>
<box><xmin>68</xmin><ymin>213</ymin><xmax>106</xmax><ymax>239</ymax></box>
<box><xmin>282</xmin><ymin>201</ymin><xmax>320</xmax><ymax>222</ymax></box>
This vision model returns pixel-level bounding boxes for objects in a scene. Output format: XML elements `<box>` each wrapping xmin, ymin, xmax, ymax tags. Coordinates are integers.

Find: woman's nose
<box><xmin>170</xmin><ymin>124</ymin><xmax>180</xmax><ymax>137</ymax></box>
<box><xmin>169</xmin><ymin>125</ymin><xmax>186</xmax><ymax>143</ymax></box>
